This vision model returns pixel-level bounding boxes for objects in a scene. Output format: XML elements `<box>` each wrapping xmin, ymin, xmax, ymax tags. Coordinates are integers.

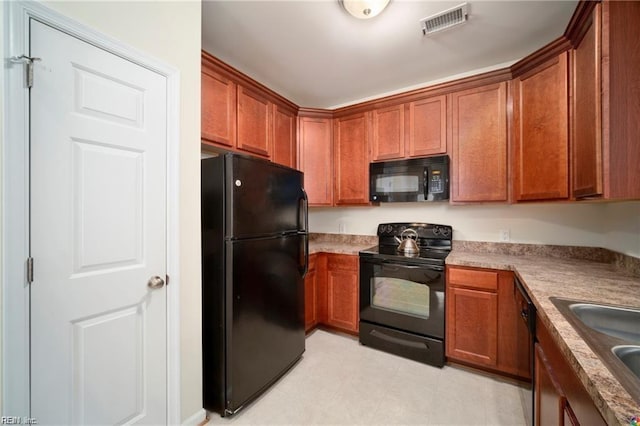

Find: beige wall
<box><xmin>41</xmin><ymin>1</ymin><xmax>203</xmax><ymax>421</ymax></box>
<box><xmin>310</xmin><ymin>201</ymin><xmax>640</xmax><ymax>257</ymax></box>
<box><xmin>603</xmin><ymin>201</ymin><xmax>640</xmax><ymax>257</ymax></box>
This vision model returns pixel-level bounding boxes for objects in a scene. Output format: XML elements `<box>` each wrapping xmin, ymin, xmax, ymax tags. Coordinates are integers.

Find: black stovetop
<box><xmin>359</xmin><ymin>222</ymin><xmax>452</xmax><ymax>267</ymax></box>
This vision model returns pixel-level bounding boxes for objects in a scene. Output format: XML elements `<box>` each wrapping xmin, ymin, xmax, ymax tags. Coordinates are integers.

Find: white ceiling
<box><xmin>202</xmin><ymin>0</ymin><xmax>578</xmax><ymax>109</ymax></box>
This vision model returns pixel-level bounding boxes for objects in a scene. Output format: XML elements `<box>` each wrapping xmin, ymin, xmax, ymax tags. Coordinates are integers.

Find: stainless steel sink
<box><xmin>569</xmin><ymin>303</ymin><xmax>640</xmax><ymax>342</ymax></box>
<box><xmin>551</xmin><ymin>297</ymin><xmax>640</xmax><ymax>404</ymax></box>
<box><xmin>613</xmin><ymin>346</ymin><xmax>640</xmax><ymax>380</ymax></box>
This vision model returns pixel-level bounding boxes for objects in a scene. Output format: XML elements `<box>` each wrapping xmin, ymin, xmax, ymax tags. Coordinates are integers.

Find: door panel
<box><xmin>30</xmin><ymin>20</ymin><xmax>167</xmax><ymax>425</ymax></box>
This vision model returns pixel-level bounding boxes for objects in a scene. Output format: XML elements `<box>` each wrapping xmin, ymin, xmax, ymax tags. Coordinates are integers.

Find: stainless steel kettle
<box><xmin>394</xmin><ymin>228</ymin><xmax>420</xmax><ymax>254</ymax></box>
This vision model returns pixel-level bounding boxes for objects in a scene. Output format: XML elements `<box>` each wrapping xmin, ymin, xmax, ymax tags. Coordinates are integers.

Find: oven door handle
<box><xmin>381</xmin><ymin>261</ymin><xmax>444</xmax><ymax>272</ymax></box>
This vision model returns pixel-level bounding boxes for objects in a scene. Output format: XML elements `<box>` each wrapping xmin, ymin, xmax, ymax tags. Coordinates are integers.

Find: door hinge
<box><xmin>26</xmin><ymin>257</ymin><xmax>34</xmax><ymax>284</ymax></box>
<box><xmin>10</xmin><ymin>55</ymin><xmax>41</xmax><ymax>88</ymax></box>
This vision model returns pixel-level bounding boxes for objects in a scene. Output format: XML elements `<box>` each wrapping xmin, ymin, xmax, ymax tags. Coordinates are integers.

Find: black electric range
<box><xmin>358</xmin><ymin>222</ymin><xmax>453</xmax><ymax>367</ymax></box>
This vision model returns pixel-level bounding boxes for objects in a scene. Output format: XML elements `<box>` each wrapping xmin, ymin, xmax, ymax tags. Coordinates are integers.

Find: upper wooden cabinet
<box><xmin>513</xmin><ymin>52</ymin><xmax>570</xmax><ymax>202</ymax></box>
<box><xmin>407</xmin><ymin>95</ymin><xmax>447</xmax><ymax>158</ymax></box>
<box><xmin>599</xmin><ymin>1</ymin><xmax>640</xmax><ymax>200</ymax></box>
<box><xmin>272</xmin><ymin>104</ymin><xmax>297</xmax><ymax>169</ymax></box>
<box><xmin>371</xmin><ymin>104</ymin><xmax>404</xmax><ymax>161</ymax></box>
<box><xmin>569</xmin><ymin>1</ymin><xmax>640</xmax><ymax>201</ymax></box>
<box><xmin>572</xmin><ymin>3</ymin><xmax>602</xmax><ymax>199</ymax></box>
<box><xmin>201</xmin><ymin>51</ymin><xmax>298</xmax><ymax>167</ymax></box>
<box><xmin>298</xmin><ymin>113</ymin><xmax>333</xmax><ymax>206</ymax></box>
<box><xmin>237</xmin><ymin>86</ymin><xmax>270</xmax><ymax>158</ymax></box>
<box><xmin>201</xmin><ymin>66</ymin><xmax>236</xmax><ymax>147</ymax></box>
<box><xmin>370</xmin><ymin>95</ymin><xmax>447</xmax><ymax>162</ymax></box>
<box><xmin>334</xmin><ymin>112</ymin><xmax>370</xmax><ymax>205</ymax></box>
<box><xmin>450</xmin><ymin>83</ymin><xmax>508</xmax><ymax>202</ymax></box>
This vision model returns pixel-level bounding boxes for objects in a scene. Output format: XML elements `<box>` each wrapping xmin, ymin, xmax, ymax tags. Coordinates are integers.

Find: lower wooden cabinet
<box><xmin>326</xmin><ymin>254</ymin><xmax>359</xmax><ymax>333</ymax></box>
<box><xmin>535</xmin><ymin>316</ymin><xmax>606</xmax><ymax>426</ymax></box>
<box><xmin>446</xmin><ymin>267</ymin><xmax>499</xmax><ymax>367</ymax></box>
<box><xmin>304</xmin><ymin>253</ymin><xmax>359</xmax><ymax>335</ymax></box>
<box><xmin>304</xmin><ymin>254</ymin><xmax>318</xmax><ymax>332</ymax></box>
<box><xmin>446</xmin><ymin>266</ymin><xmax>529</xmax><ymax>378</ymax></box>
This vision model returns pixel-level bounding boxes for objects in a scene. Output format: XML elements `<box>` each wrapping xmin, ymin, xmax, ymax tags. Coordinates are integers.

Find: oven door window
<box><xmin>372</xmin><ymin>277</ymin><xmax>429</xmax><ymax>319</ymax></box>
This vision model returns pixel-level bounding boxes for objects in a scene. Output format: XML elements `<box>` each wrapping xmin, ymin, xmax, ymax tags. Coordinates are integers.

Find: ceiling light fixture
<box><xmin>341</xmin><ymin>0</ymin><xmax>390</xmax><ymax>20</ymax></box>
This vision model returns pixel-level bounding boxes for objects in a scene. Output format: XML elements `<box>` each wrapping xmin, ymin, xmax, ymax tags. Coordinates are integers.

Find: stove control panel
<box><xmin>376</xmin><ymin>222</ymin><xmax>452</xmax><ymax>240</ymax></box>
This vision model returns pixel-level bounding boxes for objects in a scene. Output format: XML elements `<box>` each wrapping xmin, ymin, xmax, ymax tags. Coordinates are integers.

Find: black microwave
<box><xmin>369</xmin><ymin>155</ymin><xmax>449</xmax><ymax>202</ymax></box>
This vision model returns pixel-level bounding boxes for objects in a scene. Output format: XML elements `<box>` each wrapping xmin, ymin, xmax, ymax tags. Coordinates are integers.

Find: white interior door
<box><xmin>30</xmin><ymin>19</ymin><xmax>168</xmax><ymax>425</ymax></box>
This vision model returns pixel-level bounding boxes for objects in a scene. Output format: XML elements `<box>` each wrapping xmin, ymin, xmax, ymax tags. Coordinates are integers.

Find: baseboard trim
<box><xmin>182</xmin><ymin>408</ymin><xmax>207</xmax><ymax>426</ymax></box>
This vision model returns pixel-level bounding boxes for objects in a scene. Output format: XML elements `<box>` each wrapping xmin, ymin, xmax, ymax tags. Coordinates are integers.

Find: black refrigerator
<box><xmin>201</xmin><ymin>153</ymin><xmax>308</xmax><ymax>417</ymax></box>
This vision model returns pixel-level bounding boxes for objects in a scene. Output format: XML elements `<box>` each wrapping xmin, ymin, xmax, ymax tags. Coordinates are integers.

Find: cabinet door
<box><xmin>298</xmin><ymin>116</ymin><xmax>333</xmax><ymax>205</ymax></box>
<box><xmin>326</xmin><ymin>254</ymin><xmax>359</xmax><ymax>333</ymax></box>
<box><xmin>408</xmin><ymin>95</ymin><xmax>447</xmax><ymax>157</ymax></box>
<box><xmin>371</xmin><ymin>104</ymin><xmax>404</xmax><ymax>161</ymax></box>
<box><xmin>446</xmin><ymin>286</ymin><xmax>498</xmax><ymax>366</ymax></box>
<box><xmin>304</xmin><ymin>254</ymin><xmax>318</xmax><ymax>332</ymax></box>
<box><xmin>201</xmin><ymin>67</ymin><xmax>236</xmax><ymax>147</ymax></box>
<box><xmin>536</xmin><ymin>317</ymin><xmax>607</xmax><ymax>426</ymax></box>
<box><xmin>535</xmin><ymin>344</ymin><xmax>566</xmax><ymax>426</ymax></box>
<box><xmin>498</xmin><ymin>272</ymin><xmax>531</xmax><ymax>379</ymax></box>
<box><xmin>272</xmin><ymin>104</ymin><xmax>297</xmax><ymax>169</ymax></box>
<box><xmin>237</xmin><ymin>86</ymin><xmax>271</xmax><ymax>158</ymax></box>
<box><xmin>334</xmin><ymin>113</ymin><xmax>370</xmax><ymax>205</ymax></box>
<box><xmin>450</xmin><ymin>83</ymin><xmax>508</xmax><ymax>202</ymax></box>
<box><xmin>601</xmin><ymin>1</ymin><xmax>640</xmax><ymax>199</ymax></box>
<box><xmin>572</xmin><ymin>4</ymin><xmax>602</xmax><ymax>198</ymax></box>
<box><xmin>514</xmin><ymin>52</ymin><xmax>569</xmax><ymax>201</ymax></box>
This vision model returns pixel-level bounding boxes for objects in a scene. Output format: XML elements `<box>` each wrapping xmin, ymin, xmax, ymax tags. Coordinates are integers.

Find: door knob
<box><xmin>148</xmin><ymin>276</ymin><xmax>165</xmax><ymax>289</ymax></box>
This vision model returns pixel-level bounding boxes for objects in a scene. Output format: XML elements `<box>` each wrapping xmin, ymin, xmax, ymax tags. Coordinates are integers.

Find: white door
<box><xmin>29</xmin><ymin>20</ymin><xmax>168</xmax><ymax>425</ymax></box>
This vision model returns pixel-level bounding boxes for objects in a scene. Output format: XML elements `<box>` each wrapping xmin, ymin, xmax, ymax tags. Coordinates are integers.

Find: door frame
<box><xmin>2</xmin><ymin>1</ymin><xmax>182</xmax><ymax>422</ymax></box>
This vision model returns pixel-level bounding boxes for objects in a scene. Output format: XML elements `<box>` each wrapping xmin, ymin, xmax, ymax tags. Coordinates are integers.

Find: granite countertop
<box><xmin>308</xmin><ymin>234</ymin><xmax>376</xmax><ymax>256</ymax></box>
<box><xmin>447</xmin><ymin>248</ymin><xmax>640</xmax><ymax>426</ymax></box>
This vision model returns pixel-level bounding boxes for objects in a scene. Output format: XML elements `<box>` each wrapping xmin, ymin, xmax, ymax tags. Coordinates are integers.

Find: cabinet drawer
<box><xmin>448</xmin><ymin>267</ymin><xmax>498</xmax><ymax>291</ymax></box>
<box><xmin>308</xmin><ymin>253</ymin><xmax>317</xmax><ymax>272</ymax></box>
<box><xmin>327</xmin><ymin>254</ymin><xmax>358</xmax><ymax>271</ymax></box>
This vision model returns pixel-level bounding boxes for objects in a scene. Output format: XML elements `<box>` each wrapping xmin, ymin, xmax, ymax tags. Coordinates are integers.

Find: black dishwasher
<box><xmin>515</xmin><ymin>277</ymin><xmax>536</xmax><ymax>426</ymax></box>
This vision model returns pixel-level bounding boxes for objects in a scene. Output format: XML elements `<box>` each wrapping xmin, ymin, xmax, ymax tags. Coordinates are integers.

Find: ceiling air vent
<box><xmin>420</xmin><ymin>3</ymin><xmax>469</xmax><ymax>36</ymax></box>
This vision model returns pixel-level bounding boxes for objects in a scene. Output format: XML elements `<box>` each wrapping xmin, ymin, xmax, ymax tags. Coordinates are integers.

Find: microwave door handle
<box><xmin>424</xmin><ymin>165</ymin><xmax>431</xmax><ymax>200</ymax></box>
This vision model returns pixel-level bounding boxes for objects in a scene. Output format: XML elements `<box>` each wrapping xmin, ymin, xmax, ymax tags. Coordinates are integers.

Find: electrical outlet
<box><xmin>339</xmin><ymin>222</ymin><xmax>347</xmax><ymax>233</ymax></box>
<box><xmin>499</xmin><ymin>229</ymin><xmax>510</xmax><ymax>242</ymax></box>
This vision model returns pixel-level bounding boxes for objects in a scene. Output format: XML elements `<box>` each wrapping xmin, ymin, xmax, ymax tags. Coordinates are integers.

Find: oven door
<box><xmin>359</xmin><ymin>256</ymin><xmax>445</xmax><ymax>338</ymax></box>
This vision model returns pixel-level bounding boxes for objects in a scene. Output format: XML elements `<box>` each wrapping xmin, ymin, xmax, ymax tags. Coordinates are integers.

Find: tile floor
<box><xmin>207</xmin><ymin>329</ymin><xmax>527</xmax><ymax>425</ymax></box>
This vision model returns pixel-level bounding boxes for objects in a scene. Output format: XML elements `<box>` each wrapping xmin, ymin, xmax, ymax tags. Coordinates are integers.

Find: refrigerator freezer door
<box><xmin>227</xmin><ymin>155</ymin><xmax>305</xmax><ymax>239</ymax></box>
<box><xmin>225</xmin><ymin>233</ymin><xmax>305</xmax><ymax>413</ymax></box>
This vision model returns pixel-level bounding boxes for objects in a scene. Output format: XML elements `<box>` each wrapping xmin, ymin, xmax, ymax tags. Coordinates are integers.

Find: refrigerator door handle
<box><xmin>299</xmin><ymin>188</ymin><xmax>309</xmax><ymax>278</ymax></box>
<box><xmin>299</xmin><ymin>188</ymin><xmax>309</xmax><ymax>233</ymax></box>
<box><xmin>301</xmin><ymin>233</ymin><xmax>309</xmax><ymax>278</ymax></box>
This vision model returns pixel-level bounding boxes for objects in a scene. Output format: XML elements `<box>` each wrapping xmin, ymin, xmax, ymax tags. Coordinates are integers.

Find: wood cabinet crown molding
<box><xmin>332</xmin><ymin>68</ymin><xmax>513</xmax><ymax>118</ymax></box>
<box><xmin>564</xmin><ymin>0</ymin><xmax>600</xmax><ymax>47</ymax></box>
<box><xmin>510</xmin><ymin>36</ymin><xmax>572</xmax><ymax>78</ymax></box>
<box><xmin>202</xmin><ymin>50</ymin><xmax>298</xmax><ymax>113</ymax></box>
